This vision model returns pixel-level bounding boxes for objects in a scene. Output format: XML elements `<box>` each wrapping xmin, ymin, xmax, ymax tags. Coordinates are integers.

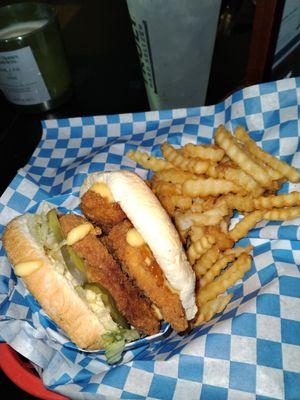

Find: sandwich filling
<box><xmin>26</xmin><ymin>210</ymin><xmax>141</xmax><ymax>363</ymax></box>
<box><xmin>80</xmin><ymin>171</ymin><xmax>197</xmax><ymax>321</ymax></box>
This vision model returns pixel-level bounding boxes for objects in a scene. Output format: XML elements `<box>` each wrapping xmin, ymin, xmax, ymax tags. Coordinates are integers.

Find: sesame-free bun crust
<box><xmin>80</xmin><ymin>170</ymin><xmax>197</xmax><ymax>320</ymax></box>
<box><xmin>3</xmin><ymin>214</ymin><xmax>107</xmax><ymax>350</ymax></box>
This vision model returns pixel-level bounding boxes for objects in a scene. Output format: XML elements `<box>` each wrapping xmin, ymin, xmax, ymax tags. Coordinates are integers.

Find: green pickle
<box><xmin>47</xmin><ymin>209</ymin><xmax>87</xmax><ymax>284</ymax></box>
<box><xmin>46</xmin><ymin>210</ymin><xmax>128</xmax><ymax>328</ymax></box>
<box><xmin>85</xmin><ymin>283</ymin><xmax>129</xmax><ymax>329</ymax></box>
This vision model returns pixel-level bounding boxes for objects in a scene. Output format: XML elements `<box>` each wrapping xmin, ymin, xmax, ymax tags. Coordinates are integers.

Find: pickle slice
<box><xmin>47</xmin><ymin>209</ymin><xmax>87</xmax><ymax>284</ymax></box>
<box><xmin>84</xmin><ymin>283</ymin><xmax>129</xmax><ymax>328</ymax></box>
<box><xmin>47</xmin><ymin>208</ymin><xmax>64</xmax><ymax>243</ymax></box>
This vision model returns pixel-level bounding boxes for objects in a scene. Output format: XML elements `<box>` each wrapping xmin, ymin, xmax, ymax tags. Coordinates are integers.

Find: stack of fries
<box><xmin>127</xmin><ymin>125</ymin><xmax>300</xmax><ymax>325</ymax></box>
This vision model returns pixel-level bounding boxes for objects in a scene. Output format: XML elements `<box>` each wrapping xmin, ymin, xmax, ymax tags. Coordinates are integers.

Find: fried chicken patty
<box><xmin>105</xmin><ymin>220</ymin><xmax>188</xmax><ymax>332</ymax></box>
<box><xmin>59</xmin><ymin>214</ymin><xmax>160</xmax><ymax>335</ymax></box>
<box><xmin>80</xmin><ymin>190</ymin><xmax>126</xmax><ymax>232</ymax></box>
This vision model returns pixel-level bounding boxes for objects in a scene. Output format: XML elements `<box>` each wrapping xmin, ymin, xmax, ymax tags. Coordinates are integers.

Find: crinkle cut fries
<box><xmin>127</xmin><ymin>125</ymin><xmax>300</xmax><ymax>325</ymax></box>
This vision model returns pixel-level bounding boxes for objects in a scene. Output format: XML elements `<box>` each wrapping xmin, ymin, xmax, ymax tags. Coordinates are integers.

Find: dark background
<box><xmin>1</xmin><ymin>0</ymin><xmax>300</xmax><ymax>398</ymax></box>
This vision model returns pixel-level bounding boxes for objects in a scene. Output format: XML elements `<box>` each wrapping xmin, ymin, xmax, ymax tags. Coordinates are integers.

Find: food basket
<box><xmin>0</xmin><ymin>78</ymin><xmax>299</xmax><ymax>399</ymax></box>
<box><xmin>0</xmin><ymin>343</ymin><xmax>68</xmax><ymax>399</ymax></box>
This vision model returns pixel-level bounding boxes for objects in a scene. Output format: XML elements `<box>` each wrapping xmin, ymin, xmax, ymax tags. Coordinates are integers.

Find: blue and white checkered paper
<box><xmin>1</xmin><ymin>78</ymin><xmax>300</xmax><ymax>400</ymax></box>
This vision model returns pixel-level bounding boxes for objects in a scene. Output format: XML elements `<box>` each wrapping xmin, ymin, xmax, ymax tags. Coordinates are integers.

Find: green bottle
<box><xmin>0</xmin><ymin>2</ymin><xmax>72</xmax><ymax>113</ymax></box>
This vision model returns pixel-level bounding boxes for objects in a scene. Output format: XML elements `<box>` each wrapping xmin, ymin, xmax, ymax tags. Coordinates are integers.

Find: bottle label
<box><xmin>130</xmin><ymin>17</ymin><xmax>157</xmax><ymax>95</ymax></box>
<box><xmin>0</xmin><ymin>46</ymin><xmax>50</xmax><ymax>105</ymax></box>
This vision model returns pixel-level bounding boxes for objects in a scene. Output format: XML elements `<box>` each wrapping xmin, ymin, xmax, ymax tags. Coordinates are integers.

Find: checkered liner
<box><xmin>0</xmin><ymin>78</ymin><xmax>300</xmax><ymax>399</ymax></box>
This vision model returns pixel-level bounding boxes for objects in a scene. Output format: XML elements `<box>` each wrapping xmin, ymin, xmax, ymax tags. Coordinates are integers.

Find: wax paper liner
<box><xmin>0</xmin><ymin>78</ymin><xmax>300</xmax><ymax>400</ymax></box>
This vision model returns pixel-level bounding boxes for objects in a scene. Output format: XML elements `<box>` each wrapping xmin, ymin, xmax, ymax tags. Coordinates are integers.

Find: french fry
<box><xmin>249</xmin><ymin>153</ymin><xmax>284</xmax><ymax>180</ymax></box>
<box><xmin>199</xmin><ymin>244</ymin><xmax>253</xmax><ymax>286</ymax></box>
<box><xmin>255</xmin><ymin>192</ymin><xmax>300</xmax><ymax>209</ymax></box>
<box><xmin>205</xmin><ymin>163</ymin><xmax>219</xmax><ymax>178</ymax></box>
<box><xmin>196</xmin><ymin>253</ymin><xmax>251</xmax><ymax>305</ymax></box>
<box><xmin>194</xmin><ymin>246</ymin><xmax>220</xmax><ymax>277</ymax></box>
<box><xmin>182</xmin><ymin>143</ymin><xmax>225</xmax><ymax>161</ymax></box>
<box><xmin>215</xmin><ymin>125</ymin><xmax>271</xmax><ymax>187</ymax></box>
<box><xmin>161</xmin><ymin>143</ymin><xmax>210</xmax><ymax>174</ymax></box>
<box><xmin>189</xmin><ymin>225</ymin><xmax>205</xmax><ymax>242</ymax></box>
<box><xmin>235</xmin><ymin>125</ymin><xmax>300</xmax><ymax>182</ymax></box>
<box><xmin>127</xmin><ymin>149</ymin><xmax>173</xmax><ymax>171</ymax></box>
<box><xmin>158</xmin><ymin>194</ymin><xmax>192</xmax><ymax>216</ymax></box>
<box><xmin>206</xmin><ymin>225</ymin><xmax>234</xmax><ymax>250</ymax></box>
<box><xmin>219</xmin><ymin>217</ymin><xmax>230</xmax><ymax>234</ymax></box>
<box><xmin>152</xmin><ymin>168</ymin><xmax>198</xmax><ymax>184</ymax></box>
<box><xmin>224</xmin><ymin>191</ymin><xmax>300</xmax><ymax>212</ymax></box>
<box><xmin>224</xmin><ymin>245</ymin><xmax>253</xmax><ymax>257</ymax></box>
<box><xmin>228</xmin><ymin>210</ymin><xmax>265</xmax><ymax>242</ymax></box>
<box><xmin>266</xmin><ymin>179</ymin><xmax>285</xmax><ymax>194</ymax></box>
<box><xmin>132</xmin><ymin>125</ymin><xmax>300</xmax><ymax>327</ymax></box>
<box><xmin>222</xmin><ymin>166</ymin><xmax>265</xmax><ymax>196</ymax></box>
<box><xmin>187</xmin><ymin>235</ymin><xmax>215</xmax><ymax>264</ymax></box>
<box><xmin>190</xmin><ymin>198</ymin><xmax>205</xmax><ymax>213</ymax></box>
<box><xmin>194</xmin><ymin>293</ymin><xmax>233</xmax><ymax>325</ymax></box>
<box><xmin>223</xmin><ymin>194</ymin><xmax>256</xmax><ymax>212</ymax></box>
<box><xmin>182</xmin><ymin>177</ymin><xmax>244</xmax><ymax>198</ymax></box>
<box><xmin>150</xmin><ymin>180</ymin><xmax>182</xmax><ymax>196</ymax></box>
<box><xmin>200</xmin><ymin>253</ymin><xmax>236</xmax><ymax>287</ymax></box>
<box><xmin>264</xmin><ymin>206</ymin><xmax>300</xmax><ymax>220</ymax></box>
<box><xmin>175</xmin><ymin>203</ymin><xmax>229</xmax><ymax>230</ymax></box>
<box><xmin>171</xmin><ymin>195</ymin><xmax>193</xmax><ymax>210</ymax></box>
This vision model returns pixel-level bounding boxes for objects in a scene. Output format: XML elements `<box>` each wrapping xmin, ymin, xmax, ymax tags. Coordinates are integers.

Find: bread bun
<box><xmin>80</xmin><ymin>170</ymin><xmax>197</xmax><ymax>320</ymax></box>
<box><xmin>3</xmin><ymin>214</ymin><xmax>109</xmax><ymax>350</ymax></box>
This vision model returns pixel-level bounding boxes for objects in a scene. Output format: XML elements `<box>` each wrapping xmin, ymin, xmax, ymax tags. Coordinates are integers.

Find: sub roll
<box><xmin>3</xmin><ymin>170</ymin><xmax>197</xmax><ymax>363</ymax></box>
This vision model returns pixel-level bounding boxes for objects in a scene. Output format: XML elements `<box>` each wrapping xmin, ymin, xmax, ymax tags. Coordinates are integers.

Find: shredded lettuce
<box><xmin>28</xmin><ymin>209</ymin><xmax>140</xmax><ymax>363</ymax></box>
<box><xmin>102</xmin><ymin>328</ymin><xmax>140</xmax><ymax>364</ymax></box>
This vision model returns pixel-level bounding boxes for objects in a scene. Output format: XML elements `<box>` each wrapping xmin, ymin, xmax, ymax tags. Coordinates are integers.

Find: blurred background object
<box><xmin>0</xmin><ymin>2</ymin><xmax>72</xmax><ymax>112</ymax></box>
<box><xmin>126</xmin><ymin>0</ymin><xmax>221</xmax><ymax>110</ymax></box>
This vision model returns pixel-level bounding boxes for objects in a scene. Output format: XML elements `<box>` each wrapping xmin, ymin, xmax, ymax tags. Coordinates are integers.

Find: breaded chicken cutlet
<box><xmin>59</xmin><ymin>213</ymin><xmax>160</xmax><ymax>336</ymax></box>
<box><xmin>80</xmin><ymin>190</ymin><xmax>126</xmax><ymax>233</ymax></box>
<box><xmin>105</xmin><ymin>220</ymin><xmax>188</xmax><ymax>332</ymax></box>
<box><xmin>80</xmin><ymin>189</ymin><xmax>189</xmax><ymax>332</ymax></box>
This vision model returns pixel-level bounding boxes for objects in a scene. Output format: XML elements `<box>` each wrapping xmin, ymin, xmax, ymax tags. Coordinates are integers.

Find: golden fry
<box><xmin>176</xmin><ymin>203</ymin><xmax>229</xmax><ymax>230</ymax></box>
<box><xmin>189</xmin><ymin>225</ymin><xmax>205</xmax><ymax>242</ymax></box>
<box><xmin>150</xmin><ymin>180</ymin><xmax>182</xmax><ymax>196</ymax></box>
<box><xmin>182</xmin><ymin>177</ymin><xmax>244</xmax><ymax>198</ymax></box>
<box><xmin>182</xmin><ymin>143</ymin><xmax>225</xmax><ymax>161</ymax></box>
<box><xmin>161</xmin><ymin>143</ymin><xmax>210</xmax><ymax>174</ymax></box>
<box><xmin>194</xmin><ymin>246</ymin><xmax>220</xmax><ymax>278</ymax></box>
<box><xmin>255</xmin><ymin>192</ymin><xmax>300</xmax><ymax>209</ymax></box>
<box><xmin>235</xmin><ymin>125</ymin><xmax>300</xmax><ymax>183</ymax></box>
<box><xmin>187</xmin><ymin>235</ymin><xmax>215</xmax><ymax>264</ymax></box>
<box><xmin>152</xmin><ymin>168</ymin><xmax>198</xmax><ymax>184</ymax></box>
<box><xmin>206</xmin><ymin>225</ymin><xmax>234</xmax><ymax>250</ymax></box>
<box><xmin>194</xmin><ymin>293</ymin><xmax>233</xmax><ymax>326</ymax></box>
<box><xmin>249</xmin><ymin>154</ymin><xmax>284</xmax><ymax>180</ymax></box>
<box><xmin>223</xmin><ymin>194</ymin><xmax>256</xmax><ymax>212</ymax></box>
<box><xmin>215</xmin><ymin>125</ymin><xmax>270</xmax><ymax>187</ymax></box>
<box><xmin>190</xmin><ymin>198</ymin><xmax>205</xmax><ymax>213</ymax></box>
<box><xmin>219</xmin><ymin>218</ymin><xmax>229</xmax><ymax>234</ymax></box>
<box><xmin>222</xmin><ymin>166</ymin><xmax>265</xmax><ymax>195</ymax></box>
<box><xmin>264</xmin><ymin>206</ymin><xmax>300</xmax><ymax>220</ymax></box>
<box><xmin>228</xmin><ymin>210</ymin><xmax>264</xmax><ymax>242</ymax></box>
<box><xmin>158</xmin><ymin>194</ymin><xmax>192</xmax><ymax>217</ymax></box>
<box><xmin>205</xmin><ymin>163</ymin><xmax>219</xmax><ymax>178</ymax></box>
<box><xmin>224</xmin><ymin>245</ymin><xmax>253</xmax><ymax>257</ymax></box>
<box><xmin>200</xmin><ymin>253</ymin><xmax>236</xmax><ymax>287</ymax></box>
<box><xmin>127</xmin><ymin>149</ymin><xmax>172</xmax><ymax>171</ymax></box>
<box><xmin>224</xmin><ymin>191</ymin><xmax>300</xmax><ymax>212</ymax></box>
<box><xmin>196</xmin><ymin>253</ymin><xmax>251</xmax><ymax>305</ymax></box>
